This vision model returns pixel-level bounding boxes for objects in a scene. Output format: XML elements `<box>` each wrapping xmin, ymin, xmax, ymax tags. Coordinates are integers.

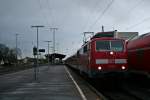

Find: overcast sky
<box><xmin>0</xmin><ymin>0</ymin><xmax>150</xmax><ymax>58</ymax></box>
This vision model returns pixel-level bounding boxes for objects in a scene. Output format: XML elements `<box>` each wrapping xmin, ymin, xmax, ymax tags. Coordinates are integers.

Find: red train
<box><xmin>66</xmin><ymin>31</ymin><xmax>128</xmax><ymax>78</ymax></box>
<box><xmin>127</xmin><ymin>32</ymin><xmax>150</xmax><ymax>74</ymax></box>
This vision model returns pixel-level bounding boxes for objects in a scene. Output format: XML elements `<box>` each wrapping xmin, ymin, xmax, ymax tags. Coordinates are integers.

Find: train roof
<box><xmin>91</xmin><ymin>31</ymin><xmax>116</xmax><ymax>39</ymax></box>
<box><xmin>130</xmin><ymin>32</ymin><xmax>150</xmax><ymax>41</ymax></box>
<box><xmin>81</xmin><ymin>37</ymin><xmax>124</xmax><ymax>47</ymax></box>
<box><xmin>91</xmin><ymin>37</ymin><xmax>125</xmax><ymax>42</ymax></box>
<box><xmin>82</xmin><ymin>31</ymin><xmax>117</xmax><ymax>45</ymax></box>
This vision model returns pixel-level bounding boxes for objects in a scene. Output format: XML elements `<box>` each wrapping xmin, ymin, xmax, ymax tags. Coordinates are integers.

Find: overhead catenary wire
<box><xmin>87</xmin><ymin>0</ymin><xmax>114</xmax><ymax>31</ymax></box>
<box><xmin>37</xmin><ymin>0</ymin><xmax>50</xmax><ymax>26</ymax></box>
<box><xmin>82</xmin><ymin>0</ymin><xmax>102</xmax><ymax>32</ymax></box>
<box><xmin>46</xmin><ymin>0</ymin><xmax>55</xmax><ymax>26</ymax></box>
<box><xmin>126</xmin><ymin>17</ymin><xmax>150</xmax><ymax>30</ymax></box>
<box><xmin>46</xmin><ymin>0</ymin><xmax>70</xmax><ymax>29</ymax></box>
<box><xmin>128</xmin><ymin>0</ymin><xmax>144</xmax><ymax>14</ymax></box>
<box><xmin>124</xmin><ymin>0</ymin><xmax>148</xmax><ymax>30</ymax></box>
<box><xmin>114</xmin><ymin>0</ymin><xmax>144</xmax><ymax>28</ymax></box>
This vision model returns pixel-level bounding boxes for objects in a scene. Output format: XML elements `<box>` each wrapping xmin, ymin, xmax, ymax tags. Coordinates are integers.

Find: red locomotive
<box><xmin>66</xmin><ymin>31</ymin><xmax>128</xmax><ymax>78</ymax></box>
<box><xmin>127</xmin><ymin>32</ymin><xmax>150</xmax><ymax>74</ymax></box>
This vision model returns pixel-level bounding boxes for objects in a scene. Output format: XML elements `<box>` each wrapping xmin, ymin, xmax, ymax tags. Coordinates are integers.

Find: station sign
<box><xmin>33</xmin><ymin>46</ymin><xmax>37</xmax><ymax>55</ymax></box>
<box><xmin>39</xmin><ymin>49</ymin><xmax>45</xmax><ymax>52</ymax></box>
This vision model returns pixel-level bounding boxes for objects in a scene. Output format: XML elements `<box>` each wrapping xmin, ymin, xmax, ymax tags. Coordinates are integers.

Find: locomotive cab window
<box><xmin>96</xmin><ymin>40</ymin><xmax>124</xmax><ymax>52</ymax></box>
<box><xmin>83</xmin><ymin>45</ymin><xmax>88</xmax><ymax>53</ymax></box>
<box><xmin>111</xmin><ymin>40</ymin><xmax>124</xmax><ymax>51</ymax></box>
<box><xmin>96</xmin><ymin>41</ymin><xmax>110</xmax><ymax>51</ymax></box>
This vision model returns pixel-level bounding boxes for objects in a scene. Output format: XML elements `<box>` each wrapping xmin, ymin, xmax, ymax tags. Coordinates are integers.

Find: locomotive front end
<box><xmin>89</xmin><ymin>38</ymin><xmax>128</xmax><ymax>77</ymax></box>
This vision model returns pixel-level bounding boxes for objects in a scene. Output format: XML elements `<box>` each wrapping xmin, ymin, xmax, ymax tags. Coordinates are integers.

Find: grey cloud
<box><xmin>0</xmin><ymin>0</ymin><xmax>150</xmax><ymax>57</ymax></box>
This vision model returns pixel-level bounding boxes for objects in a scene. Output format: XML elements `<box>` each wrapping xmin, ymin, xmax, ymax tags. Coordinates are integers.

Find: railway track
<box><xmin>67</xmin><ymin>66</ymin><xmax>107</xmax><ymax>100</ymax></box>
<box><xmin>88</xmin><ymin>75</ymin><xmax>150</xmax><ymax>100</ymax></box>
<box><xmin>86</xmin><ymin>78</ymin><xmax>142</xmax><ymax>100</ymax></box>
<box><xmin>120</xmin><ymin>81</ymin><xmax>150</xmax><ymax>100</ymax></box>
<box><xmin>67</xmin><ymin>66</ymin><xmax>150</xmax><ymax>100</ymax></box>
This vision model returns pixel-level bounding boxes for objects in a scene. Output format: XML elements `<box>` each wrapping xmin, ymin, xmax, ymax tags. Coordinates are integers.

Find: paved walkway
<box><xmin>0</xmin><ymin>65</ymin><xmax>82</xmax><ymax>100</ymax></box>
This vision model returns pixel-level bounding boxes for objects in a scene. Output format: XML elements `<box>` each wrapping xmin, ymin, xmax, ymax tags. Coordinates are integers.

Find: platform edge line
<box><xmin>64</xmin><ymin>66</ymin><xmax>87</xmax><ymax>100</ymax></box>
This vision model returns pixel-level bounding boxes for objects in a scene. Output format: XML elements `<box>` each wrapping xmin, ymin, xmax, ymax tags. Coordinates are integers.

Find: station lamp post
<box><xmin>49</xmin><ymin>28</ymin><xmax>58</xmax><ymax>64</ymax></box>
<box><xmin>83</xmin><ymin>32</ymin><xmax>94</xmax><ymax>43</ymax></box>
<box><xmin>31</xmin><ymin>25</ymin><xmax>44</xmax><ymax>80</ymax></box>
<box><xmin>15</xmin><ymin>34</ymin><xmax>19</xmax><ymax>65</ymax></box>
<box><xmin>44</xmin><ymin>41</ymin><xmax>52</xmax><ymax>66</ymax></box>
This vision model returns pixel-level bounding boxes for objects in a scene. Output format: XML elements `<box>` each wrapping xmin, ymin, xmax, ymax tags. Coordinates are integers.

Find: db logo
<box><xmin>108</xmin><ymin>59</ymin><xmax>115</xmax><ymax>64</ymax></box>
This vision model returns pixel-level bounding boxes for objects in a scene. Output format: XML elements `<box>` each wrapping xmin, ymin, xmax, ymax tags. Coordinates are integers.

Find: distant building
<box><xmin>22</xmin><ymin>57</ymin><xmax>35</xmax><ymax>64</ymax></box>
<box><xmin>94</xmin><ymin>31</ymin><xmax>139</xmax><ymax>41</ymax></box>
<box><xmin>116</xmin><ymin>32</ymin><xmax>139</xmax><ymax>40</ymax></box>
<box><xmin>0</xmin><ymin>59</ymin><xmax>4</xmax><ymax>65</ymax></box>
<box><xmin>45</xmin><ymin>53</ymin><xmax>66</xmax><ymax>64</ymax></box>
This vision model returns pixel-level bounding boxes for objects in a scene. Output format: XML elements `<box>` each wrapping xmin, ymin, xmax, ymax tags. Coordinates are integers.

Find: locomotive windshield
<box><xmin>96</xmin><ymin>40</ymin><xmax>124</xmax><ymax>51</ymax></box>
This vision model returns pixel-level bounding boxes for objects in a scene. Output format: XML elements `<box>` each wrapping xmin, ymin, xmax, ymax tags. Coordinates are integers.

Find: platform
<box><xmin>0</xmin><ymin>65</ymin><xmax>83</xmax><ymax>100</ymax></box>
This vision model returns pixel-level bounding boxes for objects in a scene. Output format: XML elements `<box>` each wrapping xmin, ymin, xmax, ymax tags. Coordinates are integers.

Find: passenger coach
<box><xmin>127</xmin><ymin>32</ymin><xmax>150</xmax><ymax>74</ymax></box>
<box><xmin>66</xmin><ymin>31</ymin><xmax>128</xmax><ymax>78</ymax></box>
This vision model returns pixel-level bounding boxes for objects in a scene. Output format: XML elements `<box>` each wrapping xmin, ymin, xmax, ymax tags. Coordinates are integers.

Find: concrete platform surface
<box><xmin>0</xmin><ymin>65</ymin><xmax>83</xmax><ymax>100</ymax></box>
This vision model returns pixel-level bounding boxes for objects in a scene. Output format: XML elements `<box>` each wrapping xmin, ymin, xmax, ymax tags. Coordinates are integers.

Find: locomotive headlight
<box><xmin>98</xmin><ymin>66</ymin><xmax>102</xmax><ymax>70</ymax></box>
<box><xmin>110</xmin><ymin>51</ymin><xmax>114</xmax><ymax>55</ymax></box>
<box><xmin>121</xmin><ymin>66</ymin><xmax>126</xmax><ymax>70</ymax></box>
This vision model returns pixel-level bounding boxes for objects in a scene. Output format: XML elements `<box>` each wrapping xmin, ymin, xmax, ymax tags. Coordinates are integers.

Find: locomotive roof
<box><xmin>91</xmin><ymin>31</ymin><xmax>116</xmax><ymax>39</ymax></box>
<box><xmin>91</xmin><ymin>37</ymin><xmax>124</xmax><ymax>41</ymax></box>
<box><xmin>82</xmin><ymin>37</ymin><xmax>124</xmax><ymax>47</ymax></box>
<box><xmin>82</xmin><ymin>31</ymin><xmax>117</xmax><ymax>46</ymax></box>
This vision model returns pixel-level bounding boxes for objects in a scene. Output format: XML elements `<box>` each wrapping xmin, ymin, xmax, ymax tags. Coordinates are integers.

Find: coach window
<box><xmin>143</xmin><ymin>33</ymin><xmax>150</xmax><ymax>38</ymax></box>
<box><xmin>138</xmin><ymin>34</ymin><xmax>147</xmax><ymax>39</ymax></box>
<box><xmin>131</xmin><ymin>35</ymin><xmax>139</xmax><ymax>40</ymax></box>
<box><xmin>83</xmin><ymin>45</ymin><xmax>88</xmax><ymax>53</ymax></box>
<box><xmin>77</xmin><ymin>50</ymin><xmax>80</xmax><ymax>57</ymax></box>
<box><xmin>79</xmin><ymin>48</ymin><xmax>83</xmax><ymax>55</ymax></box>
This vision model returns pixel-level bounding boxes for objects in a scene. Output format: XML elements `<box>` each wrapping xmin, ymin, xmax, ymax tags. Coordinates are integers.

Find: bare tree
<box><xmin>0</xmin><ymin>43</ymin><xmax>22</xmax><ymax>65</ymax></box>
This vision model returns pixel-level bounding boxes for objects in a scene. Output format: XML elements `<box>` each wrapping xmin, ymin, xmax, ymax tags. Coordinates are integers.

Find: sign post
<box><xmin>33</xmin><ymin>46</ymin><xmax>37</xmax><ymax>81</ymax></box>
